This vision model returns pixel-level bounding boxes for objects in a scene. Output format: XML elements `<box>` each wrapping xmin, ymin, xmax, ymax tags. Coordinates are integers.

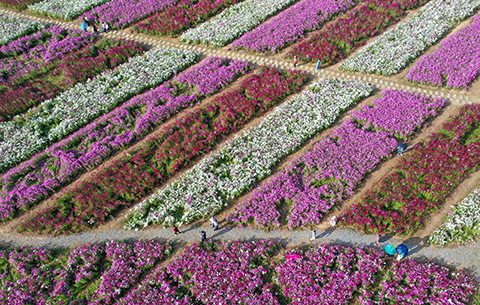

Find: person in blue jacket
<box><xmin>80</xmin><ymin>22</ymin><xmax>88</xmax><ymax>32</ymax></box>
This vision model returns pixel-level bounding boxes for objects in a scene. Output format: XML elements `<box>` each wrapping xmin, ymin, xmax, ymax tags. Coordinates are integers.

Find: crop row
<box><xmin>28</xmin><ymin>0</ymin><xmax>112</xmax><ymax>20</ymax></box>
<box><xmin>0</xmin><ymin>14</ymin><xmax>43</xmax><ymax>45</ymax></box>
<box><xmin>340</xmin><ymin>104</ymin><xmax>480</xmax><ymax>235</ymax></box>
<box><xmin>180</xmin><ymin>0</ymin><xmax>298</xmax><ymax>46</ymax></box>
<box><xmin>15</xmin><ymin>67</ymin><xmax>307</xmax><ymax>235</ymax></box>
<box><xmin>340</xmin><ymin>0</ymin><xmax>480</xmax><ymax>76</ymax></box>
<box><xmin>230</xmin><ymin>0</ymin><xmax>354</xmax><ymax>54</ymax></box>
<box><xmin>405</xmin><ymin>12</ymin><xmax>480</xmax><ymax>89</ymax></box>
<box><xmin>429</xmin><ymin>186</ymin><xmax>480</xmax><ymax>247</ymax></box>
<box><xmin>132</xmin><ymin>0</ymin><xmax>244</xmax><ymax>37</ymax></box>
<box><xmin>0</xmin><ymin>48</ymin><xmax>198</xmax><ymax>174</ymax></box>
<box><xmin>0</xmin><ymin>57</ymin><xmax>251</xmax><ymax>222</ymax></box>
<box><xmin>1</xmin><ymin>27</ymin><xmax>144</xmax><ymax>121</ymax></box>
<box><xmin>125</xmin><ymin>78</ymin><xmax>374</xmax><ymax>230</ymax></box>
<box><xmin>285</xmin><ymin>0</ymin><xmax>427</xmax><ymax>65</ymax></box>
<box><xmin>80</xmin><ymin>0</ymin><xmax>176</xmax><ymax>30</ymax></box>
<box><xmin>0</xmin><ymin>240</ymin><xmax>476</xmax><ymax>304</ymax></box>
<box><xmin>228</xmin><ymin>90</ymin><xmax>444</xmax><ymax>229</ymax></box>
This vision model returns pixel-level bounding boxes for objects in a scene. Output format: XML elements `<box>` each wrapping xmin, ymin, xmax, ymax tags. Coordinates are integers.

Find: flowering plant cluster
<box><xmin>80</xmin><ymin>0</ymin><xmax>176</xmax><ymax>29</ymax></box>
<box><xmin>132</xmin><ymin>0</ymin><xmax>243</xmax><ymax>37</ymax></box>
<box><xmin>0</xmin><ymin>26</ymin><xmax>123</xmax><ymax>120</ymax></box>
<box><xmin>125</xmin><ymin>78</ymin><xmax>373</xmax><ymax>230</ymax></box>
<box><xmin>274</xmin><ymin>244</ymin><xmax>386</xmax><ymax>304</ymax></box>
<box><xmin>167</xmin><ymin>240</ymin><xmax>281</xmax><ymax>304</ymax></box>
<box><xmin>285</xmin><ymin>0</ymin><xmax>419</xmax><ymax>64</ymax></box>
<box><xmin>29</xmin><ymin>0</ymin><xmax>112</xmax><ymax>20</ymax></box>
<box><xmin>0</xmin><ymin>14</ymin><xmax>44</xmax><ymax>45</ymax></box>
<box><xmin>370</xmin><ymin>260</ymin><xmax>476</xmax><ymax>304</ymax></box>
<box><xmin>429</xmin><ymin>188</ymin><xmax>480</xmax><ymax>247</ymax></box>
<box><xmin>0</xmin><ymin>240</ymin><xmax>172</xmax><ymax>304</ymax></box>
<box><xmin>340</xmin><ymin>105</ymin><xmax>480</xmax><ymax>235</ymax></box>
<box><xmin>404</xmin><ymin>12</ymin><xmax>480</xmax><ymax>89</ymax></box>
<box><xmin>16</xmin><ymin>67</ymin><xmax>306</xmax><ymax>235</ymax></box>
<box><xmin>340</xmin><ymin>0</ymin><xmax>480</xmax><ymax>76</ymax></box>
<box><xmin>228</xmin><ymin>90</ymin><xmax>444</xmax><ymax>229</ymax></box>
<box><xmin>231</xmin><ymin>0</ymin><xmax>353</xmax><ymax>54</ymax></box>
<box><xmin>0</xmin><ymin>0</ymin><xmax>41</xmax><ymax>9</ymax></box>
<box><xmin>180</xmin><ymin>0</ymin><xmax>298</xmax><ymax>46</ymax></box>
<box><xmin>0</xmin><ymin>48</ymin><xmax>198</xmax><ymax>174</ymax></box>
<box><xmin>0</xmin><ymin>57</ymin><xmax>251</xmax><ymax>222</ymax></box>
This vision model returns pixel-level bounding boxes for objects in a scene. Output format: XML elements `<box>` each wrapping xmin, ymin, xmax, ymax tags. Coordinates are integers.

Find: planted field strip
<box><xmin>0</xmin><ymin>27</ymin><xmax>144</xmax><ymax>121</ymax></box>
<box><xmin>340</xmin><ymin>105</ymin><xmax>480</xmax><ymax>235</ymax></box>
<box><xmin>228</xmin><ymin>90</ymin><xmax>445</xmax><ymax>229</ymax></box>
<box><xmin>404</xmin><ymin>12</ymin><xmax>480</xmax><ymax>89</ymax></box>
<box><xmin>0</xmin><ymin>57</ymin><xmax>251</xmax><ymax>222</ymax></box>
<box><xmin>0</xmin><ymin>240</ymin><xmax>476</xmax><ymax>304</ymax></box>
<box><xmin>28</xmin><ymin>0</ymin><xmax>112</xmax><ymax>20</ymax></box>
<box><xmin>285</xmin><ymin>0</ymin><xmax>428</xmax><ymax>65</ymax></box>
<box><xmin>230</xmin><ymin>0</ymin><xmax>354</xmax><ymax>53</ymax></box>
<box><xmin>340</xmin><ymin>0</ymin><xmax>480</xmax><ymax>76</ymax></box>
<box><xmin>15</xmin><ymin>67</ymin><xmax>308</xmax><ymax>235</ymax></box>
<box><xmin>80</xmin><ymin>0</ymin><xmax>176</xmax><ymax>30</ymax></box>
<box><xmin>0</xmin><ymin>48</ymin><xmax>198</xmax><ymax>174</ymax></box>
<box><xmin>132</xmin><ymin>0</ymin><xmax>245</xmax><ymax>37</ymax></box>
<box><xmin>180</xmin><ymin>0</ymin><xmax>299</xmax><ymax>46</ymax></box>
<box><xmin>0</xmin><ymin>0</ymin><xmax>41</xmax><ymax>9</ymax></box>
<box><xmin>125</xmin><ymin>78</ymin><xmax>374</xmax><ymax>230</ymax></box>
<box><xmin>0</xmin><ymin>14</ymin><xmax>43</xmax><ymax>45</ymax></box>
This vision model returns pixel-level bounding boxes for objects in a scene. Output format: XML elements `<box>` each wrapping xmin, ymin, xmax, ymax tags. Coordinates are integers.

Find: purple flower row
<box><xmin>275</xmin><ymin>244</ymin><xmax>386</xmax><ymax>304</ymax></box>
<box><xmin>81</xmin><ymin>0</ymin><xmax>176</xmax><ymax>29</ymax></box>
<box><xmin>227</xmin><ymin>90</ymin><xmax>445</xmax><ymax>228</ymax></box>
<box><xmin>405</xmin><ymin>12</ymin><xmax>480</xmax><ymax>89</ymax></box>
<box><xmin>0</xmin><ymin>57</ymin><xmax>251</xmax><ymax>221</ymax></box>
<box><xmin>231</xmin><ymin>0</ymin><xmax>354</xmax><ymax>53</ymax></box>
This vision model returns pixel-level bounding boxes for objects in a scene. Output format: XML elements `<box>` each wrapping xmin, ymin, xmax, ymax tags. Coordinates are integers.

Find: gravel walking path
<box><xmin>1</xmin><ymin>225</ymin><xmax>479</xmax><ymax>281</ymax></box>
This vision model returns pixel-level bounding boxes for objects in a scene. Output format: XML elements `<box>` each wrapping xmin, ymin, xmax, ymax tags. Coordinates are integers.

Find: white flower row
<box><xmin>124</xmin><ymin>78</ymin><xmax>374</xmax><ymax>229</ymax></box>
<box><xmin>429</xmin><ymin>188</ymin><xmax>480</xmax><ymax>247</ymax></box>
<box><xmin>340</xmin><ymin>0</ymin><xmax>480</xmax><ymax>76</ymax></box>
<box><xmin>0</xmin><ymin>14</ymin><xmax>44</xmax><ymax>45</ymax></box>
<box><xmin>180</xmin><ymin>0</ymin><xmax>297</xmax><ymax>47</ymax></box>
<box><xmin>0</xmin><ymin>48</ymin><xmax>198</xmax><ymax>173</ymax></box>
<box><xmin>28</xmin><ymin>0</ymin><xmax>112</xmax><ymax>20</ymax></box>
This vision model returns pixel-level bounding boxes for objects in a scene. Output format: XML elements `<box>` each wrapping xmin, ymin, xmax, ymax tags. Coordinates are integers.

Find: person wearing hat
<box><xmin>384</xmin><ymin>244</ymin><xmax>397</xmax><ymax>256</ymax></box>
<box><xmin>396</xmin><ymin>244</ymin><xmax>409</xmax><ymax>261</ymax></box>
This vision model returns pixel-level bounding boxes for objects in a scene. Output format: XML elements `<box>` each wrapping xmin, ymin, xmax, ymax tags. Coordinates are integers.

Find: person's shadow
<box><xmin>317</xmin><ymin>227</ymin><xmax>336</xmax><ymax>239</ymax></box>
<box><xmin>401</xmin><ymin>236</ymin><xmax>429</xmax><ymax>256</ymax></box>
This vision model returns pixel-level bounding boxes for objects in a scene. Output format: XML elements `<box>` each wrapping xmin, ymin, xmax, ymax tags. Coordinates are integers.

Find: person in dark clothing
<box><xmin>397</xmin><ymin>143</ymin><xmax>407</xmax><ymax>155</ymax></box>
<box><xmin>200</xmin><ymin>230</ymin><xmax>207</xmax><ymax>242</ymax></box>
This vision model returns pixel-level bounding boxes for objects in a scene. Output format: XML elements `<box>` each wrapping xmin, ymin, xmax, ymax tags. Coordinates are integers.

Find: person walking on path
<box><xmin>374</xmin><ymin>234</ymin><xmax>381</xmax><ymax>245</ymax></box>
<box><xmin>293</xmin><ymin>56</ymin><xmax>298</xmax><ymax>68</ymax></box>
<box><xmin>330</xmin><ymin>216</ymin><xmax>337</xmax><ymax>228</ymax></box>
<box><xmin>173</xmin><ymin>225</ymin><xmax>182</xmax><ymax>236</ymax></box>
<box><xmin>80</xmin><ymin>22</ymin><xmax>88</xmax><ymax>32</ymax></box>
<box><xmin>200</xmin><ymin>230</ymin><xmax>207</xmax><ymax>242</ymax></box>
<box><xmin>101</xmin><ymin>22</ymin><xmax>109</xmax><ymax>33</ymax></box>
<box><xmin>310</xmin><ymin>230</ymin><xmax>317</xmax><ymax>241</ymax></box>
<box><xmin>396</xmin><ymin>244</ymin><xmax>409</xmax><ymax>261</ymax></box>
<box><xmin>397</xmin><ymin>143</ymin><xmax>407</xmax><ymax>155</ymax></box>
<box><xmin>384</xmin><ymin>244</ymin><xmax>397</xmax><ymax>256</ymax></box>
<box><xmin>316</xmin><ymin>59</ymin><xmax>322</xmax><ymax>70</ymax></box>
<box><xmin>209</xmin><ymin>216</ymin><xmax>219</xmax><ymax>231</ymax></box>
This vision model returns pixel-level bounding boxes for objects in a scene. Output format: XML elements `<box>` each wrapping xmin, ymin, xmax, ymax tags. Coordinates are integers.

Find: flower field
<box><xmin>0</xmin><ymin>48</ymin><xmax>198</xmax><ymax>174</ymax></box>
<box><xmin>0</xmin><ymin>27</ymin><xmax>144</xmax><ymax>121</ymax></box>
<box><xmin>28</xmin><ymin>0</ymin><xmax>112</xmax><ymax>20</ymax></box>
<box><xmin>125</xmin><ymin>78</ymin><xmax>373</xmax><ymax>230</ymax></box>
<box><xmin>0</xmin><ymin>57</ymin><xmax>251</xmax><ymax>222</ymax></box>
<box><xmin>340</xmin><ymin>0</ymin><xmax>480</xmax><ymax>76</ymax></box>
<box><xmin>285</xmin><ymin>0</ymin><xmax>420</xmax><ymax>64</ymax></box>
<box><xmin>429</xmin><ymin>187</ymin><xmax>480</xmax><ymax>247</ymax></box>
<box><xmin>132</xmin><ymin>0</ymin><xmax>244</xmax><ymax>37</ymax></box>
<box><xmin>0</xmin><ymin>0</ymin><xmax>40</xmax><ymax>9</ymax></box>
<box><xmin>227</xmin><ymin>90</ymin><xmax>444</xmax><ymax>229</ymax></box>
<box><xmin>404</xmin><ymin>12</ymin><xmax>480</xmax><ymax>89</ymax></box>
<box><xmin>180</xmin><ymin>0</ymin><xmax>298</xmax><ymax>46</ymax></box>
<box><xmin>230</xmin><ymin>0</ymin><xmax>354</xmax><ymax>54</ymax></box>
<box><xmin>340</xmin><ymin>105</ymin><xmax>480</xmax><ymax>235</ymax></box>
<box><xmin>0</xmin><ymin>240</ymin><xmax>476</xmax><ymax>304</ymax></box>
<box><xmin>15</xmin><ymin>67</ymin><xmax>307</xmax><ymax>235</ymax></box>
<box><xmin>0</xmin><ymin>14</ymin><xmax>43</xmax><ymax>45</ymax></box>
<box><xmin>80</xmin><ymin>0</ymin><xmax>176</xmax><ymax>30</ymax></box>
